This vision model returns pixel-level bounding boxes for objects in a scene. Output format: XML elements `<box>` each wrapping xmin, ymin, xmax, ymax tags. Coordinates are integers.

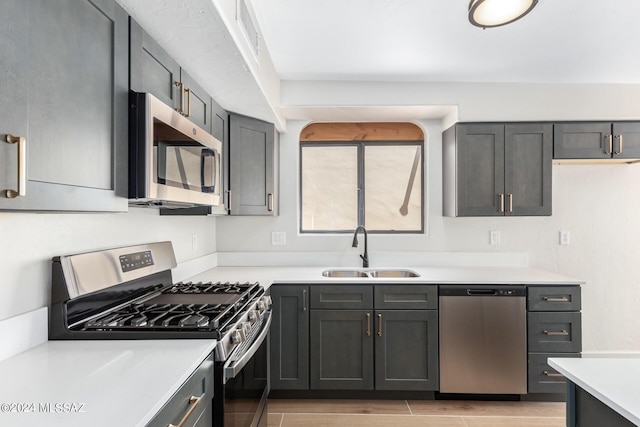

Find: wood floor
<box><xmin>268</xmin><ymin>399</ymin><xmax>566</xmax><ymax>427</ymax></box>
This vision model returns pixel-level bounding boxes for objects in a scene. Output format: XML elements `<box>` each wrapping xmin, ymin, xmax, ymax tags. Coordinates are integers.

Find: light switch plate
<box><xmin>559</xmin><ymin>231</ymin><xmax>571</xmax><ymax>245</ymax></box>
<box><xmin>271</xmin><ymin>231</ymin><xmax>286</xmax><ymax>246</ymax></box>
<box><xmin>490</xmin><ymin>230</ymin><xmax>500</xmax><ymax>246</ymax></box>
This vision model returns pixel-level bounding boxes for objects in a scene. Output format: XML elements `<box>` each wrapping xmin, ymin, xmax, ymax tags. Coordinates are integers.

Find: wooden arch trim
<box><xmin>300</xmin><ymin>122</ymin><xmax>424</xmax><ymax>142</ymax></box>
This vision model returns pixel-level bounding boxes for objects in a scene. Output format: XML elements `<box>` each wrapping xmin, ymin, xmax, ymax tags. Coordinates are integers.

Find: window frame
<box><xmin>299</xmin><ymin>139</ymin><xmax>424</xmax><ymax>234</ymax></box>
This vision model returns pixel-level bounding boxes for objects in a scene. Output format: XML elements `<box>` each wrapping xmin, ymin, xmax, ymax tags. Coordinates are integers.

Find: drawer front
<box><xmin>310</xmin><ymin>285</ymin><xmax>373</xmax><ymax>309</ymax></box>
<box><xmin>147</xmin><ymin>353</ymin><xmax>214</xmax><ymax>427</ymax></box>
<box><xmin>374</xmin><ymin>285</ymin><xmax>437</xmax><ymax>310</ymax></box>
<box><xmin>528</xmin><ymin>312</ymin><xmax>582</xmax><ymax>353</ymax></box>
<box><xmin>528</xmin><ymin>286</ymin><xmax>581</xmax><ymax>311</ymax></box>
<box><xmin>528</xmin><ymin>352</ymin><xmax>581</xmax><ymax>393</ymax></box>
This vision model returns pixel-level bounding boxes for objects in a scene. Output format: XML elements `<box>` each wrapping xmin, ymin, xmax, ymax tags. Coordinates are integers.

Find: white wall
<box><xmin>0</xmin><ymin>208</ymin><xmax>216</xmax><ymax>322</ymax></box>
<box><xmin>216</xmin><ymin>82</ymin><xmax>640</xmax><ymax>353</ymax></box>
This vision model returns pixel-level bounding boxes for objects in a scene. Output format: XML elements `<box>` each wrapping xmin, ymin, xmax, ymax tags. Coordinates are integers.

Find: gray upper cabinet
<box><xmin>443</xmin><ymin>123</ymin><xmax>552</xmax><ymax>216</ymax></box>
<box><xmin>0</xmin><ymin>0</ymin><xmax>128</xmax><ymax>212</ymax></box>
<box><xmin>129</xmin><ymin>18</ymin><xmax>212</xmax><ymax>133</ymax></box>
<box><xmin>554</xmin><ymin>122</ymin><xmax>640</xmax><ymax>160</ymax></box>
<box><xmin>228</xmin><ymin>113</ymin><xmax>279</xmax><ymax>215</ymax></box>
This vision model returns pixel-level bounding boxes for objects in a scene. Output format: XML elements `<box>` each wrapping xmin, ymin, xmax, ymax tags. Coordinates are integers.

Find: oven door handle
<box><xmin>223</xmin><ymin>311</ymin><xmax>272</xmax><ymax>383</ymax></box>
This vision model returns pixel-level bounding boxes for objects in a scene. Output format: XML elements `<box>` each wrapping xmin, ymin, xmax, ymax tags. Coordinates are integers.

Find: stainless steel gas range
<box><xmin>49</xmin><ymin>241</ymin><xmax>271</xmax><ymax>427</ymax></box>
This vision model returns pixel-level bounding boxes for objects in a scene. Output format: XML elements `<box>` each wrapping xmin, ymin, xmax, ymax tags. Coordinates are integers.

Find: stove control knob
<box><xmin>231</xmin><ymin>330</ymin><xmax>244</xmax><ymax>345</ymax></box>
<box><xmin>257</xmin><ymin>301</ymin><xmax>266</xmax><ymax>313</ymax></box>
<box><xmin>241</xmin><ymin>321</ymin><xmax>252</xmax><ymax>336</ymax></box>
<box><xmin>248</xmin><ymin>310</ymin><xmax>259</xmax><ymax>324</ymax></box>
<box><xmin>261</xmin><ymin>296</ymin><xmax>272</xmax><ymax>307</ymax></box>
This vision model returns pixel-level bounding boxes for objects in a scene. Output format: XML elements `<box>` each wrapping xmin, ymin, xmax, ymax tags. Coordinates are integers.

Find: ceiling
<box><xmin>250</xmin><ymin>0</ymin><xmax>640</xmax><ymax>84</ymax></box>
<box><xmin>116</xmin><ymin>0</ymin><xmax>640</xmax><ymax>127</ymax></box>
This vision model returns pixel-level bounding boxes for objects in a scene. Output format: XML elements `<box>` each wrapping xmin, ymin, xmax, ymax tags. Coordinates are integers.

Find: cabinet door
<box><xmin>374</xmin><ymin>310</ymin><xmax>438</xmax><ymax>391</ymax></box>
<box><xmin>613</xmin><ymin>122</ymin><xmax>640</xmax><ymax>159</ymax></box>
<box><xmin>229</xmin><ymin>113</ymin><xmax>277</xmax><ymax>215</ymax></box>
<box><xmin>455</xmin><ymin>124</ymin><xmax>505</xmax><ymax>216</ymax></box>
<box><xmin>505</xmin><ymin>123</ymin><xmax>552</xmax><ymax>216</ymax></box>
<box><xmin>129</xmin><ymin>17</ymin><xmax>181</xmax><ymax>110</ymax></box>
<box><xmin>180</xmin><ymin>70</ymin><xmax>212</xmax><ymax>134</ymax></box>
<box><xmin>553</xmin><ymin>122</ymin><xmax>612</xmax><ymax>159</ymax></box>
<box><xmin>310</xmin><ymin>310</ymin><xmax>373</xmax><ymax>390</ymax></box>
<box><xmin>0</xmin><ymin>0</ymin><xmax>128</xmax><ymax>212</ymax></box>
<box><xmin>270</xmin><ymin>285</ymin><xmax>309</xmax><ymax>390</ymax></box>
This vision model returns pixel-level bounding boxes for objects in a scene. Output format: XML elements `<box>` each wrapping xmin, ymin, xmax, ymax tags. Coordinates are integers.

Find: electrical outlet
<box><xmin>490</xmin><ymin>230</ymin><xmax>500</xmax><ymax>246</ymax></box>
<box><xmin>559</xmin><ymin>231</ymin><xmax>571</xmax><ymax>245</ymax></box>
<box><xmin>271</xmin><ymin>231</ymin><xmax>286</xmax><ymax>246</ymax></box>
<box><xmin>192</xmin><ymin>234</ymin><xmax>198</xmax><ymax>250</ymax></box>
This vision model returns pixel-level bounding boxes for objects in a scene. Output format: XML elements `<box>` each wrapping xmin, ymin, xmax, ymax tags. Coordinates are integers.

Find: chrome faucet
<box><xmin>351</xmin><ymin>225</ymin><xmax>369</xmax><ymax>268</ymax></box>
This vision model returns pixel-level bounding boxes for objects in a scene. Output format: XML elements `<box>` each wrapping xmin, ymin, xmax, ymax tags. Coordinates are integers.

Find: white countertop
<box><xmin>0</xmin><ymin>339</ymin><xmax>216</xmax><ymax>427</ymax></box>
<box><xmin>548</xmin><ymin>357</ymin><xmax>640</xmax><ymax>425</ymax></box>
<box><xmin>186</xmin><ymin>265</ymin><xmax>584</xmax><ymax>289</ymax></box>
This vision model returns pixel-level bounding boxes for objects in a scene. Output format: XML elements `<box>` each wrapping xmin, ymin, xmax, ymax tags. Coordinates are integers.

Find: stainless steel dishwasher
<box><xmin>439</xmin><ymin>285</ymin><xmax>527</xmax><ymax>394</ymax></box>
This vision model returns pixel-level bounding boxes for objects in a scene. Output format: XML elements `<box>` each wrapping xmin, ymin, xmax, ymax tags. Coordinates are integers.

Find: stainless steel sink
<box><xmin>368</xmin><ymin>269</ymin><xmax>420</xmax><ymax>278</ymax></box>
<box><xmin>321</xmin><ymin>269</ymin><xmax>420</xmax><ymax>278</ymax></box>
<box><xmin>322</xmin><ymin>269</ymin><xmax>369</xmax><ymax>278</ymax></box>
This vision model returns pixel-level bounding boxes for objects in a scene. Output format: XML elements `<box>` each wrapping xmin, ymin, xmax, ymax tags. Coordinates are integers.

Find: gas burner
<box><xmin>165</xmin><ymin>281</ymin><xmax>256</xmax><ymax>295</ymax></box>
<box><xmin>84</xmin><ymin>302</ymin><xmax>230</xmax><ymax>331</ymax></box>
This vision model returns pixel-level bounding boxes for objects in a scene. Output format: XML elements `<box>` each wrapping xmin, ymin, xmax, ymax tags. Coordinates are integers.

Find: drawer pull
<box><xmin>543</xmin><ymin>329</ymin><xmax>569</xmax><ymax>336</ymax></box>
<box><xmin>543</xmin><ymin>370</ymin><xmax>565</xmax><ymax>378</ymax></box>
<box><xmin>168</xmin><ymin>395</ymin><xmax>202</xmax><ymax>427</ymax></box>
<box><xmin>302</xmin><ymin>289</ymin><xmax>307</xmax><ymax>311</ymax></box>
<box><xmin>543</xmin><ymin>296</ymin><xmax>569</xmax><ymax>302</ymax></box>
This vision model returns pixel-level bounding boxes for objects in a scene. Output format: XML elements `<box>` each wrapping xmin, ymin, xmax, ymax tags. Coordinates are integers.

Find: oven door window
<box><xmin>153</xmin><ymin>118</ymin><xmax>219</xmax><ymax>194</ymax></box>
<box><xmin>224</xmin><ymin>335</ymin><xmax>269</xmax><ymax>427</ymax></box>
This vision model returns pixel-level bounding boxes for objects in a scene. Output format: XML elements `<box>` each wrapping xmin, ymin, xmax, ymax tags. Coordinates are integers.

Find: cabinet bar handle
<box><xmin>267</xmin><ymin>192</ymin><xmax>274</xmax><ymax>212</ymax></box>
<box><xmin>5</xmin><ymin>134</ymin><xmax>26</xmax><ymax>198</ymax></box>
<box><xmin>377</xmin><ymin>313</ymin><xmax>382</xmax><ymax>337</ymax></box>
<box><xmin>366</xmin><ymin>313</ymin><xmax>371</xmax><ymax>336</ymax></box>
<box><xmin>224</xmin><ymin>189</ymin><xmax>231</xmax><ymax>212</ymax></box>
<box><xmin>184</xmin><ymin>87</ymin><xmax>192</xmax><ymax>117</ymax></box>
<box><xmin>543</xmin><ymin>370</ymin><xmax>565</xmax><ymax>378</ymax></box>
<box><xmin>543</xmin><ymin>330</ymin><xmax>569</xmax><ymax>336</ymax></box>
<box><xmin>168</xmin><ymin>395</ymin><xmax>202</xmax><ymax>427</ymax></box>
<box><xmin>175</xmin><ymin>81</ymin><xmax>185</xmax><ymax>114</ymax></box>
<box><xmin>543</xmin><ymin>296</ymin><xmax>569</xmax><ymax>302</ymax></box>
<box><xmin>614</xmin><ymin>134</ymin><xmax>623</xmax><ymax>154</ymax></box>
<box><xmin>498</xmin><ymin>193</ymin><xmax>505</xmax><ymax>213</ymax></box>
<box><xmin>507</xmin><ymin>193</ymin><xmax>513</xmax><ymax>213</ymax></box>
<box><xmin>605</xmin><ymin>134</ymin><xmax>613</xmax><ymax>154</ymax></box>
<box><xmin>302</xmin><ymin>289</ymin><xmax>307</xmax><ymax>311</ymax></box>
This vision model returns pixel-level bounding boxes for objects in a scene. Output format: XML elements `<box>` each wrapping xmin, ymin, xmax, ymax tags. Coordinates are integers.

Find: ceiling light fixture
<box><xmin>468</xmin><ymin>0</ymin><xmax>538</xmax><ymax>28</ymax></box>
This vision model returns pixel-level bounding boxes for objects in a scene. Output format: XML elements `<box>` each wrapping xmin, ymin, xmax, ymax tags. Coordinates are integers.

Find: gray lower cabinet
<box><xmin>270</xmin><ymin>285</ymin><xmax>309</xmax><ymax>390</ymax></box>
<box><xmin>129</xmin><ymin>18</ymin><xmax>213</xmax><ymax>133</ymax></box>
<box><xmin>443</xmin><ymin>123</ymin><xmax>552</xmax><ymax>216</ymax></box>
<box><xmin>308</xmin><ymin>285</ymin><xmax>438</xmax><ymax>391</ymax></box>
<box><xmin>0</xmin><ymin>0</ymin><xmax>128</xmax><ymax>212</ymax></box>
<box><xmin>527</xmin><ymin>285</ymin><xmax>582</xmax><ymax>394</ymax></box>
<box><xmin>375</xmin><ymin>309</ymin><xmax>438</xmax><ymax>391</ymax></box>
<box><xmin>310</xmin><ymin>309</ymin><xmax>374</xmax><ymax>390</ymax></box>
<box><xmin>147</xmin><ymin>353</ymin><xmax>214</xmax><ymax>427</ymax></box>
<box><xmin>554</xmin><ymin>122</ymin><xmax>640</xmax><ymax>160</ymax></box>
<box><xmin>228</xmin><ymin>113</ymin><xmax>279</xmax><ymax>215</ymax></box>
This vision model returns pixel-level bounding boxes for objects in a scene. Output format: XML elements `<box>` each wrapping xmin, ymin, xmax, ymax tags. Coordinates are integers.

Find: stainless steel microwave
<box><xmin>128</xmin><ymin>92</ymin><xmax>222</xmax><ymax>208</ymax></box>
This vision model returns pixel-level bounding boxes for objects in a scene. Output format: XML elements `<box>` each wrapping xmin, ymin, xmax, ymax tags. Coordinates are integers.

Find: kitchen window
<box><xmin>300</xmin><ymin>123</ymin><xmax>424</xmax><ymax>233</ymax></box>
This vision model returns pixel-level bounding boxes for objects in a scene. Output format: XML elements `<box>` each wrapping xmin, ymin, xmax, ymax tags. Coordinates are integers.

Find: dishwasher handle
<box><xmin>439</xmin><ymin>285</ymin><xmax>526</xmax><ymax>297</ymax></box>
<box><xmin>467</xmin><ymin>289</ymin><xmax>497</xmax><ymax>296</ymax></box>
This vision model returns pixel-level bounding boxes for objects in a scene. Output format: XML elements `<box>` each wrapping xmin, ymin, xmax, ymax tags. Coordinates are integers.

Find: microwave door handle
<box><xmin>200</xmin><ymin>149</ymin><xmax>217</xmax><ymax>193</ymax></box>
<box><xmin>223</xmin><ymin>311</ymin><xmax>272</xmax><ymax>384</ymax></box>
